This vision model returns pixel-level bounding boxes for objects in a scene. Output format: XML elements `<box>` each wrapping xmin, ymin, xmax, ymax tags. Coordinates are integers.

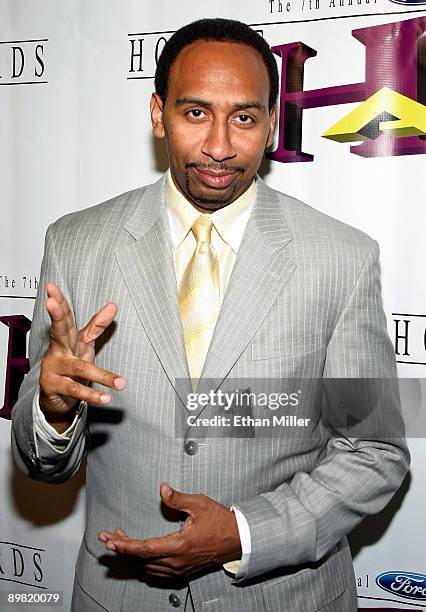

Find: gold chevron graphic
<box><xmin>322</xmin><ymin>87</ymin><xmax>426</xmax><ymax>143</ymax></box>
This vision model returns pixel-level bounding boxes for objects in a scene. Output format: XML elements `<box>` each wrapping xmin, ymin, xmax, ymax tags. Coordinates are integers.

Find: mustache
<box><xmin>185</xmin><ymin>162</ymin><xmax>245</xmax><ymax>174</ymax></box>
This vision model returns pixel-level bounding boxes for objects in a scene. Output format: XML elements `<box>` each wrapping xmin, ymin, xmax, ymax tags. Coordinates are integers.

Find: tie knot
<box><xmin>192</xmin><ymin>215</ymin><xmax>213</xmax><ymax>244</ymax></box>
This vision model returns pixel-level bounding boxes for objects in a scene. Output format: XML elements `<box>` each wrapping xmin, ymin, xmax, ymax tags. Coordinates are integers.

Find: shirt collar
<box><xmin>165</xmin><ymin>169</ymin><xmax>256</xmax><ymax>253</ymax></box>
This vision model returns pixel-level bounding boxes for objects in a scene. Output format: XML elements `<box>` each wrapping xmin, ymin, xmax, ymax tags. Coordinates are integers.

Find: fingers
<box><xmin>78</xmin><ymin>302</ymin><xmax>118</xmax><ymax>344</ymax></box>
<box><xmin>104</xmin><ymin>533</ymin><xmax>182</xmax><ymax>558</ymax></box>
<box><xmin>98</xmin><ymin>528</ymin><xmax>129</xmax><ymax>542</ymax></box>
<box><xmin>41</xmin><ymin>283</ymin><xmax>125</xmax><ymax>417</ymax></box>
<box><xmin>45</xmin><ymin>282</ymin><xmax>118</xmax><ymax>350</ymax></box>
<box><xmin>46</xmin><ymin>282</ymin><xmax>71</xmax><ymax>317</ymax></box>
<box><xmin>114</xmin><ymin>528</ymin><xmax>128</xmax><ymax>538</ymax></box>
<box><xmin>143</xmin><ymin>570</ymin><xmax>173</xmax><ymax>578</ymax></box>
<box><xmin>60</xmin><ymin>358</ymin><xmax>126</xmax><ymax>391</ymax></box>
<box><xmin>41</xmin><ymin>354</ymin><xmax>126</xmax><ymax>405</ymax></box>
<box><xmin>98</xmin><ymin>531</ymin><xmax>194</xmax><ymax>577</ymax></box>
<box><xmin>143</xmin><ymin>563</ymin><xmax>179</xmax><ymax>577</ymax></box>
<box><xmin>52</xmin><ymin>376</ymin><xmax>113</xmax><ymax>404</ymax></box>
<box><xmin>45</xmin><ymin>283</ymin><xmax>76</xmax><ymax>351</ymax></box>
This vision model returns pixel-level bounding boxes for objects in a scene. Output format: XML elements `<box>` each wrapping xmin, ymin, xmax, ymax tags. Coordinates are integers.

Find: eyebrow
<box><xmin>175</xmin><ymin>97</ymin><xmax>266</xmax><ymax>113</ymax></box>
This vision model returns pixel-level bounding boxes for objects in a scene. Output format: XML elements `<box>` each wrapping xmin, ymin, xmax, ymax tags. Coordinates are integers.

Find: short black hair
<box><xmin>154</xmin><ymin>18</ymin><xmax>279</xmax><ymax>111</ymax></box>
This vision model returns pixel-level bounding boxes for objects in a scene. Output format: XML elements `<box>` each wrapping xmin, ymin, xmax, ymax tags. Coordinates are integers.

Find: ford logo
<box><xmin>376</xmin><ymin>572</ymin><xmax>426</xmax><ymax>601</ymax></box>
<box><xmin>388</xmin><ymin>0</ymin><xmax>426</xmax><ymax>5</ymax></box>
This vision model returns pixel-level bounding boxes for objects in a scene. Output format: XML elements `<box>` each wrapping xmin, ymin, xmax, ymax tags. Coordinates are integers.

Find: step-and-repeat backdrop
<box><xmin>1</xmin><ymin>1</ymin><xmax>425</xmax><ymax>610</ymax></box>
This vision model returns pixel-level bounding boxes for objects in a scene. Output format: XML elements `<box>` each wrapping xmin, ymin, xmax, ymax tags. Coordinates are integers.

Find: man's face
<box><xmin>151</xmin><ymin>40</ymin><xmax>276</xmax><ymax>211</ymax></box>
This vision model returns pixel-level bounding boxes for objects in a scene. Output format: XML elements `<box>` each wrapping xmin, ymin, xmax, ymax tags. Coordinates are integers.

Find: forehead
<box><xmin>168</xmin><ymin>40</ymin><xmax>270</xmax><ymax>102</ymax></box>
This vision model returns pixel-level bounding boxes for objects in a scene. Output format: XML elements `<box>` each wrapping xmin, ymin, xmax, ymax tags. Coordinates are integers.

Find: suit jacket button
<box><xmin>168</xmin><ymin>593</ymin><xmax>181</xmax><ymax>607</ymax></box>
<box><xmin>184</xmin><ymin>440</ymin><xmax>198</xmax><ymax>455</ymax></box>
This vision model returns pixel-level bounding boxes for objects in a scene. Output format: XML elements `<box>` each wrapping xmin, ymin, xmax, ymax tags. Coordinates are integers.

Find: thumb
<box><xmin>159</xmin><ymin>482</ymin><xmax>189</xmax><ymax>511</ymax></box>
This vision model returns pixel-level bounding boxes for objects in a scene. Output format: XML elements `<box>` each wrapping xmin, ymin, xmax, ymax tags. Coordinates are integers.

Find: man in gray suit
<box><xmin>11</xmin><ymin>18</ymin><xmax>409</xmax><ymax>612</ymax></box>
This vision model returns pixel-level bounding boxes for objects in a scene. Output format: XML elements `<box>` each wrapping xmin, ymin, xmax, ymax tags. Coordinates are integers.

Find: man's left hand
<box><xmin>98</xmin><ymin>483</ymin><xmax>242</xmax><ymax>578</ymax></box>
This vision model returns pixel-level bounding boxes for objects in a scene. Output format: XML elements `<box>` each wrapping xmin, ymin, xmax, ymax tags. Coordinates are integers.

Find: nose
<box><xmin>201</xmin><ymin>120</ymin><xmax>236</xmax><ymax>162</ymax></box>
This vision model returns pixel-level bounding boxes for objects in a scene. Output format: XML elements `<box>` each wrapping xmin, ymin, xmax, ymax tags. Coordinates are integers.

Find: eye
<box><xmin>186</xmin><ymin>109</ymin><xmax>205</xmax><ymax>119</ymax></box>
<box><xmin>235</xmin><ymin>114</ymin><xmax>254</xmax><ymax>125</ymax></box>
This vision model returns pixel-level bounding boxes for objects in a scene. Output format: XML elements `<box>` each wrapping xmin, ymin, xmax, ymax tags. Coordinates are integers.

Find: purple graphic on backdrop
<box><xmin>269</xmin><ymin>15</ymin><xmax>426</xmax><ymax>162</ymax></box>
<box><xmin>389</xmin><ymin>0</ymin><xmax>426</xmax><ymax>4</ymax></box>
<box><xmin>0</xmin><ymin>315</ymin><xmax>31</xmax><ymax>420</ymax></box>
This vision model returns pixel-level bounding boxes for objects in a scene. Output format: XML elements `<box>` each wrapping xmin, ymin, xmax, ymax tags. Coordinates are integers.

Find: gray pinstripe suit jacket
<box><xmin>11</xmin><ymin>173</ymin><xmax>409</xmax><ymax>612</ymax></box>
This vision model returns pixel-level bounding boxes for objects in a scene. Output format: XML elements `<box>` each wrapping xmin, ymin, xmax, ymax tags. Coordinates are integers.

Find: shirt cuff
<box><xmin>33</xmin><ymin>388</ymin><xmax>86</xmax><ymax>448</ymax></box>
<box><xmin>222</xmin><ymin>505</ymin><xmax>251</xmax><ymax>578</ymax></box>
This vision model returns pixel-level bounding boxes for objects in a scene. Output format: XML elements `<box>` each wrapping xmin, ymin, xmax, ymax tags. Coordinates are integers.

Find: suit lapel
<box><xmin>115</xmin><ymin>175</ymin><xmax>192</xmax><ymax>402</ymax></box>
<box><xmin>198</xmin><ymin>177</ymin><xmax>297</xmax><ymax>394</ymax></box>
<box><xmin>115</xmin><ymin>174</ymin><xmax>297</xmax><ymax>407</ymax></box>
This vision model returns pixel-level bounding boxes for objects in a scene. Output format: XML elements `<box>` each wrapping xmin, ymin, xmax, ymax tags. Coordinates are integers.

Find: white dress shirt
<box><xmin>33</xmin><ymin>170</ymin><xmax>255</xmax><ymax>579</ymax></box>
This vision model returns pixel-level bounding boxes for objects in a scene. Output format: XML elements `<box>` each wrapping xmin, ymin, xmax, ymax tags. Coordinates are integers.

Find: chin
<box><xmin>188</xmin><ymin>185</ymin><xmax>238</xmax><ymax>208</ymax></box>
<box><xmin>192</xmin><ymin>195</ymin><xmax>232</xmax><ymax>210</ymax></box>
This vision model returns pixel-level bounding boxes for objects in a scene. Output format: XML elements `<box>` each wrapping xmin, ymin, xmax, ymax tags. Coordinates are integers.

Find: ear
<box><xmin>150</xmin><ymin>92</ymin><xmax>165</xmax><ymax>138</ymax></box>
<box><xmin>266</xmin><ymin>106</ymin><xmax>276</xmax><ymax>148</ymax></box>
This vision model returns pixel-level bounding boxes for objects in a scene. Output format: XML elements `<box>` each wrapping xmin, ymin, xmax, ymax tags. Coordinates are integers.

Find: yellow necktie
<box><xmin>178</xmin><ymin>215</ymin><xmax>220</xmax><ymax>386</ymax></box>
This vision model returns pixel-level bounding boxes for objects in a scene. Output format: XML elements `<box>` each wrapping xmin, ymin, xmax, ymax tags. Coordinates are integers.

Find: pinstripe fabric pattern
<box><xmin>11</xmin><ymin>173</ymin><xmax>409</xmax><ymax>612</ymax></box>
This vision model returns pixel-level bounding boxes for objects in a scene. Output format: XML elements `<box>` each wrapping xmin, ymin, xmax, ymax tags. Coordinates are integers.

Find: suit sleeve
<box><xmin>231</xmin><ymin>240</ymin><xmax>410</xmax><ymax>582</ymax></box>
<box><xmin>11</xmin><ymin>224</ymin><xmax>89</xmax><ymax>483</ymax></box>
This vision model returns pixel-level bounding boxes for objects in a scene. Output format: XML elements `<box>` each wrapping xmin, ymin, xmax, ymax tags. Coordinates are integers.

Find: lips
<box><xmin>193</xmin><ymin>167</ymin><xmax>238</xmax><ymax>189</ymax></box>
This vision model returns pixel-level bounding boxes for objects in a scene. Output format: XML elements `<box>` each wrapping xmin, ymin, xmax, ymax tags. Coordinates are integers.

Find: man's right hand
<box><xmin>39</xmin><ymin>282</ymin><xmax>126</xmax><ymax>433</ymax></box>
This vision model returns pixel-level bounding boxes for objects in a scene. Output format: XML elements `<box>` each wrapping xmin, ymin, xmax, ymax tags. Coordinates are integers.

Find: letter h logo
<box><xmin>269</xmin><ymin>15</ymin><xmax>426</xmax><ymax>162</ymax></box>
